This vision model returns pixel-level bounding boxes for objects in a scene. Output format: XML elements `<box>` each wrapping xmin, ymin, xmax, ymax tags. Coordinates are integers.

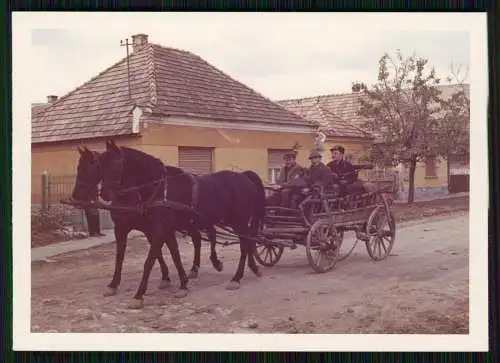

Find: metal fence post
<box><xmin>41</xmin><ymin>171</ymin><xmax>49</xmax><ymax>211</ymax></box>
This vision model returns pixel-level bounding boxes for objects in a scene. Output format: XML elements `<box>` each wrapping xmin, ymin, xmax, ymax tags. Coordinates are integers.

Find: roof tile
<box><xmin>276</xmin><ymin>84</ymin><xmax>469</xmax><ymax>140</ymax></box>
<box><xmin>32</xmin><ymin>42</ymin><xmax>312</xmax><ymax>144</ymax></box>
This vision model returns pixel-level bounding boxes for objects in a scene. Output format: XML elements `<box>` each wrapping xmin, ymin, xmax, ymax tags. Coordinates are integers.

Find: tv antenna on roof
<box><xmin>120</xmin><ymin>38</ymin><xmax>132</xmax><ymax>99</ymax></box>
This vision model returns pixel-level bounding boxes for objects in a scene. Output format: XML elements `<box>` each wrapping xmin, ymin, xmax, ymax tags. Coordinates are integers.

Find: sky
<box><xmin>28</xmin><ymin>13</ymin><xmax>470</xmax><ymax>104</ymax></box>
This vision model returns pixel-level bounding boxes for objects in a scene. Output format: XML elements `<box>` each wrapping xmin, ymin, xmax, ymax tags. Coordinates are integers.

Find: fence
<box><xmin>34</xmin><ymin>172</ymin><xmax>113</xmax><ymax>232</ymax></box>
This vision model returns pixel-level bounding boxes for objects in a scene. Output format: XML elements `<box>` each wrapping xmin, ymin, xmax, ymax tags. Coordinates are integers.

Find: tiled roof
<box><xmin>277</xmin><ymin>95</ymin><xmax>373</xmax><ymax>139</ymax></box>
<box><xmin>276</xmin><ymin>84</ymin><xmax>469</xmax><ymax>141</ymax></box>
<box><xmin>32</xmin><ymin>42</ymin><xmax>311</xmax><ymax>144</ymax></box>
<box><xmin>31</xmin><ymin>103</ymin><xmax>50</xmax><ymax>118</ymax></box>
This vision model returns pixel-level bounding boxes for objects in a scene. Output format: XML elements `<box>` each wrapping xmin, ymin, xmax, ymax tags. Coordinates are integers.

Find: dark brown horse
<box><xmin>75</xmin><ymin>140</ymin><xmax>266</xmax><ymax>309</ymax></box>
<box><xmin>70</xmin><ymin>147</ymin><xmax>224</xmax><ymax>300</ymax></box>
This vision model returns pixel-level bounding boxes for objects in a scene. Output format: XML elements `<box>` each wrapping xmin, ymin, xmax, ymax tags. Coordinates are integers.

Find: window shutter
<box><xmin>178</xmin><ymin>147</ymin><xmax>213</xmax><ymax>175</ymax></box>
<box><xmin>268</xmin><ymin>149</ymin><xmax>287</xmax><ymax>168</ymax></box>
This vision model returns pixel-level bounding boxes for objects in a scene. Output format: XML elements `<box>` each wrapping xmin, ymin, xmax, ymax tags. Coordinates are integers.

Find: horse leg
<box><xmin>226</xmin><ymin>226</ymin><xmax>249</xmax><ymax>290</ymax></box>
<box><xmin>245</xmin><ymin>227</ymin><xmax>263</xmax><ymax>278</ymax></box>
<box><xmin>188</xmin><ymin>229</ymin><xmax>202</xmax><ymax>279</ymax></box>
<box><xmin>128</xmin><ymin>234</ymin><xmax>164</xmax><ymax>309</ymax></box>
<box><xmin>145</xmin><ymin>231</ymin><xmax>171</xmax><ymax>290</ymax></box>
<box><xmin>104</xmin><ymin>226</ymin><xmax>130</xmax><ymax>297</ymax></box>
<box><xmin>164</xmin><ymin>231</ymin><xmax>189</xmax><ymax>298</ymax></box>
<box><xmin>207</xmin><ymin>227</ymin><xmax>223</xmax><ymax>272</ymax></box>
<box><xmin>157</xmin><ymin>250</ymin><xmax>172</xmax><ymax>290</ymax></box>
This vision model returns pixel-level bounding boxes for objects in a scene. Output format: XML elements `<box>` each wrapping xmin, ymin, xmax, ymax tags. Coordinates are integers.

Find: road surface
<box><xmin>31</xmin><ymin>212</ymin><xmax>469</xmax><ymax>334</ymax></box>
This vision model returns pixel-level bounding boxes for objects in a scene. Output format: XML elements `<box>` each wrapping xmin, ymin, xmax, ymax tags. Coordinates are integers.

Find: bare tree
<box><xmin>352</xmin><ymin>50</ymin><xmax>443</xmax><ymax>203</ymax></box>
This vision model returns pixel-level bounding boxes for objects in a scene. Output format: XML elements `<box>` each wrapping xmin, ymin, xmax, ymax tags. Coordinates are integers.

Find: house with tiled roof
<box><xmin>32</xmin><ymin>33</ymin><xmax>322</xmax><ymax>203</ymax></box>
<box><xmin>277</xmin><ymin>84</ymin><xmax>470</xmax><ymax>193</ymax></box>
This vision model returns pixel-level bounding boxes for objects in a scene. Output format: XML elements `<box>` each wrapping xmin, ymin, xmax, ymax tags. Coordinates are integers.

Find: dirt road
<box><xmin>31</xmin><ymin>212</ymin><xmax>469</xmax><ymax>334</ymax></box>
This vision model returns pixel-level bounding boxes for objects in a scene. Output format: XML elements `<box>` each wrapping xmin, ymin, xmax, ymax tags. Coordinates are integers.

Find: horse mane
<box><xmin>118</xmin><ymin>147</ymin><xmax>189</xmax><ymax>177</ymax></box>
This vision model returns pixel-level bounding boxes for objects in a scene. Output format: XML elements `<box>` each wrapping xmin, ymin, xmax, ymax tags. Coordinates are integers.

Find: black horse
<box><xmin>94</xmin><ymin>140</ymin><xmax>266</xmax><ymax>308</ymax></box>
<box><xmin>70</xmin><ymin>147</ymin><xmax>224</xmax><ymax>298</ymax></box>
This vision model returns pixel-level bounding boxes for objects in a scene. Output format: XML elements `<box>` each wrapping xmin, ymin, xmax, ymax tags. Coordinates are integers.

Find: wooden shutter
<box><xmin>268</xmin><ymin>149</ymin><xmax>287</xmax><ymax>168</ymax></box>
<box><xmin>178</xmin><ymin>147</ymin><xmax>213</xmax><ymax>175</ymax></box>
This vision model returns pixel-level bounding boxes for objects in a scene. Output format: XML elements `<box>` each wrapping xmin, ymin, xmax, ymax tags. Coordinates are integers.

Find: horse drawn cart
<box><xmin>61</xmin><ymin>160</ymin><xmax>396</xmax><ymax>277</ymax></box>
<box><xmin>255</xmin><ymin>164</ymin><xmax>397</xmax><ymax>273</ymax></box>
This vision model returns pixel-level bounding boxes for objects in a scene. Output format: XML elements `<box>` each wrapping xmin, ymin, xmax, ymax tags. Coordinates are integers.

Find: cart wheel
<box><xmin>365</xmin><ymin>205</ymin><xmax>396</xmax><ymax>261</ymax></box>
<box><xmin>255</xmin><ymin>242</ymin><xmax>284</xmax><ymax>267</ymax></box>
<box><xmin>306</xmin><ymin>218</ymin><xmax>341</xmax><ymax>273</ymax></box>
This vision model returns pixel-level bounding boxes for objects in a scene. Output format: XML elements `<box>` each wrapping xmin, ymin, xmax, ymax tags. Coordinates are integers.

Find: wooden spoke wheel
<box><xmin>306</xmin><ymin>218</ymin><xmax>342</xmax><ymax>273</ymax></box>
<box><xmin>365</xmin><ymin>205</ymin><xmax>396</xmax><ymax>261</ymax></box>
<box><xmin>255</xmin><ymin>241</ymin><xmax>284</xmax><ymax>267</ymax></box>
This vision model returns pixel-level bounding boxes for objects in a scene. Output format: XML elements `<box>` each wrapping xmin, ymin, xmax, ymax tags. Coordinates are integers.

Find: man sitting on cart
<box><xmin>266</xmin><ymin>149</ymin><xmax>304</xmax><ymax>207</ymax></box>
<box><xmin>276</xmin><ymin>149</ymin><xmax>304</xmax><ymax>187</ymax></box>
<box><xmin>326</xmin><ymin>145</ymin><xmax>377</xmax><ymax>196</ymax></box>
<box><xmin>281</xmin><ymin>149</ymin><xmax>334</xmax><ymax>208</ymax></box>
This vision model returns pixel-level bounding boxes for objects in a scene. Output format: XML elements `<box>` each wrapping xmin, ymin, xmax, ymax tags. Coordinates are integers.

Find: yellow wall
<box><xmin>214</xmin><ymin>148</ymin><xmax>268</xmax><ymax>177</ymax></box>
<box><xmin>408</xmin><ymin>157</ymin><xmax>448</xmax><ymax>188</ymax></box>
<box><xmin>31</xmin><ymin>122</ymin><xmax>386</xmax><ymax>203</ymax></box>
<box><xmin>141</xmin><ymin>144</ymin><xmax>178</xmax><ymax>166</ymax></box>
<box><xmin>140</xmin><ymin>123</ymin><xmax>317</xmax><ymax>183</ymax></box>
<box><xmin>141</xmin><ymin>123</ymin><xmax>315</xmax><ymax>150</ymax></box>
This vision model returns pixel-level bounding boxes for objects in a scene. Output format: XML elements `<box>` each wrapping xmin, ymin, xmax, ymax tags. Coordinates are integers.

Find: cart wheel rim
<box><xmin>255</xmin><ymin>243</ymin><xmax>284</xmax><ymax>267</ymax></box>
<box><xmin>365</xmin><ymin>207</ymin><xmax>396</xmax><ymax>260</ymax></box>
<box><xmin>306</xmin><ymin>219</ymin><xmax>341</xmax><ymax>272</ymax></box>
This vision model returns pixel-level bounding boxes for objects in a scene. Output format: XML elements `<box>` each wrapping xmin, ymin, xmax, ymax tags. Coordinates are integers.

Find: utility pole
<box><xmin>120</xmin><ymin>38</ymin><xmax>132</xmax><ymax>99</ymax></box>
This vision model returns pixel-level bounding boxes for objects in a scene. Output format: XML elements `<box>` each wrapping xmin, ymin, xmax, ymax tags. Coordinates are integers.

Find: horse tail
<box><xmin>242</xmin><ymin>170</ymin><xmax>266</xmax><ymax>233</ymax></box>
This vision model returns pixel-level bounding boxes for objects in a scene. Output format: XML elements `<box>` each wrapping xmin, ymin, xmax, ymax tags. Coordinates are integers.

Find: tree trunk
<box><xmin>407</xmin><ymin>156</ymin><xmax>417</xmax><ymax>203</ymax></box>
<box><xmin>446</xmin><ymin>152</ymin><xmax>451</xmax><ymax>192</ymax></box>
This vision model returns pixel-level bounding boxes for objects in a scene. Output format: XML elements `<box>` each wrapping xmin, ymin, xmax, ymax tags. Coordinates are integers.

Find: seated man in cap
<box><xmin>277</xmin><ymin>150</ymin><xmax>304</xmax><ymax>187</ymax></box>
<box><xmin>281</xmin><ymin>150</ymin><xmax>335</xmax><ymax>206</ymax></box>
<box><xmin>303</xmin><ymin>149</ymin><xmax>335</xmax><ymax>189</ymax></box>
<box><xmin>326</xmin><ymin>145</ymin><xmax>377</xmax><ymax>196</ymax></box>
<box><xmin>274</xmin><ymin>150</ymin><xmax>305</xmax><ymax>208</ymax></box>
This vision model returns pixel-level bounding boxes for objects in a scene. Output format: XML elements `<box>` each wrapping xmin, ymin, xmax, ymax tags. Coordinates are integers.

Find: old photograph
<box><xmin>12</xmin><ymin>12</ymin><xmax>488</xmax><ymax>351</ymax></box>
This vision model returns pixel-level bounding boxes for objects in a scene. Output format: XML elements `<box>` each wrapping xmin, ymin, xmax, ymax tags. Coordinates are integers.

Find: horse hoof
<box><xmin>188</xmin><ymin>270</ymin><xmax>199</xmax><ymax>279</ymax></box>
<box><xmin>174</xmin><ymin>289</ymin><xmax>189</xmax><ymax>298</ymax></box>
<box><xmin>127</xmin><ymin>298</ymin><xmax>144</xmax><ymax>309</ymax></box>
<box><xmin>225</xmin><ymin>281</ymin><xmax>240</xmax><ymax>290</ymax></box>
<box><xmin>103</xmin><ymin>287</ymin><xmax>117</xmax><ymax>297</ymax></box>
<box><xmin>215</xmin><ymin>261</ymin><xmax>224</xmax><ymax>272</ymax></box>
<box><xmin>158</xmin><ymin>280</ymin><xmax>171</xmax><ymax>290</ymax></box>
<box><xmin>254</xmin><ymin>269</ymin><xmax>263</xmax><ymax>278</ymax></box>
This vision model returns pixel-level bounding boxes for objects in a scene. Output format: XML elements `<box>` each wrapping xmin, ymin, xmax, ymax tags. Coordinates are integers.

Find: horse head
<box><xmin>71</xmin><ymin>146</ymin><xmax>102</xmax><ymax>203</ymax></box>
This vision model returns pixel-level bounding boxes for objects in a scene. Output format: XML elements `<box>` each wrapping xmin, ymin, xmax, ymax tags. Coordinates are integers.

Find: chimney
<box><xmin>47</xmin><ymin>95</ymin><xmax>58</xmax><ymax>103</ymax></box>
<box><xmin>131</xmin><ymin>34</ymin><xmax>148</xmax><ymax>52</ymax></box>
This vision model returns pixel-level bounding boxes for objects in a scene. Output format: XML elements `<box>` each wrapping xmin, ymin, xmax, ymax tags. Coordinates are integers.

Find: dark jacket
<box><xmin>326</xmin><ymin>159</ymin><xmax>357</xmax><ymax>184</ymax></box>
<box><xmin>277</xmin><ymin>163</ymin><xmax>304</xmax><ymax>186</ymax></box>
<box><xmin>304</xmin><ymin>162</ymin><xmax>334</xmax><ymax>187</ymax></box>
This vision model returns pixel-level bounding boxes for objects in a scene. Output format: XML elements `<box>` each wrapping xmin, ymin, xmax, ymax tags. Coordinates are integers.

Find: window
<box><xmin>425</xmin><ymin>156</ymin><xmax>437</xmax><ymax>178</ymax></box>
<box><xmin>268</xmin><ymin>149</ymin><xmax>287</xmax><ymax>185</ymax></box>
<box><xmin>268</xmin><ymin>168</ymin><xmax>281</xmax><ymax>185</ymax></box>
